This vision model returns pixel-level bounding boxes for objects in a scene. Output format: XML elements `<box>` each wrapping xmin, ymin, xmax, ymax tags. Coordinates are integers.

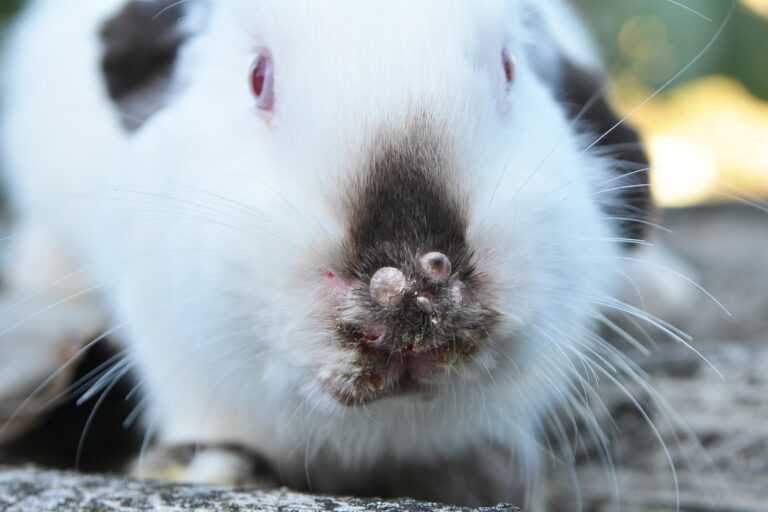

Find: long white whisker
<box><xmin>583</xmin><ymin>3</ymin><xmax>735</xmax><ymax>153</ymax></box>
<box><xmin>663</xmin><ymin>0</ymin><xmax>712</xmax><ymax>21</ymax></box>
<box><xmin>75</xmin><ymin>359</ymin><xmax>134</xmax><ymax>469</ymax></box>
<box><xmin>617</xmin><ymin>255</ymin><xmax>731</xmax><ymax>317</ymax></box>
<box><xmin>0</xmin><ymin>323</ymin><xmax>126</xmax><ymax>439</ymax></box>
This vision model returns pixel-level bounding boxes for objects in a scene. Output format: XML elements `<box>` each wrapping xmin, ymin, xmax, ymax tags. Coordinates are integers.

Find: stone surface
<box><xmin>0</xmin><ymin>466</ymin><xmax>518</xmax><ymax>512</ymax></box>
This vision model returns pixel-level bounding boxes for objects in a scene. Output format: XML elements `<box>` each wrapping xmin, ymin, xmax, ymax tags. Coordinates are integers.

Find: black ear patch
<box><xmin>557</xmin><ymin>61</ymin><xmax>655</xmax><ymax>245</ymax></box>
<box><xmin>100</xmin><ymin>0</ymin><xmax>191</xmax><ymax>130</ymax></box>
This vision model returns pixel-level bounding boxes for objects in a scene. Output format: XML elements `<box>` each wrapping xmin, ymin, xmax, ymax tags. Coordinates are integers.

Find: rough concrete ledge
<box><xmin>0</xmin><ymin>466</ymin><xmax>518</xmax><ymax>512</ymax></box>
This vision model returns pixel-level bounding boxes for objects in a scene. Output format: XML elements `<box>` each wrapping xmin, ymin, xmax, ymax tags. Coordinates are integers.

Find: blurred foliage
<box><xmin>576</xmin><ymin>0</ymin><xmax>768</xmax><ymax>206</ymax></box>
<box><xmin>578</xmin><ymin>0</ymin><xmax>768</xmax><ymax>100</ymax></box>
<box><xmin>0</xmin><ymin>1</ymin><xmax>22</xmax><ymax>20</ymax></box>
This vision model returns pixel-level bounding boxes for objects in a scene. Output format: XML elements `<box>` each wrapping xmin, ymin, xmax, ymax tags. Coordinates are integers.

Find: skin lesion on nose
<box><xmin>369</xmin><ymin>267</ymin><xmax>407</xmax><ymax>308</ymax></box>
<box><xmin>324</xmin><ymin>121</ymin><xmax>500</xmax><ymax>372</ymax></box>
<box><xmin>419</xmin><ymin>252</ymin><xmax>452</xmax><ymax>282</ymax></box>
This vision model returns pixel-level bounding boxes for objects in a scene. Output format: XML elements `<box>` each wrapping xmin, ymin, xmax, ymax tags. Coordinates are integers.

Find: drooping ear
<box><xmin>522</xmin><ymin>1</ymin><xmax>654</xmax><ymax>245</ymax></box>
<box><xmin>556</xmin><ymin>61</ymin><xmax>654</xmax><ymax>245</ymax></box>
<box><xmin>100</xmin><ymin>0</ymin><xmax>196</xmax><ymax>131</ymax></box>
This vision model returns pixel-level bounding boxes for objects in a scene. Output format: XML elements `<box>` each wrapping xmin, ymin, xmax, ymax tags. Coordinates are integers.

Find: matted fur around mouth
<box><xmin>321</xmin><ymin>274</ymin><xmax>498</xmax><ymax>406</ymax></box>
<box><xmin>321</xmin><ymin>340</ymin><xmax>480</xmax><ymax>406</ymax></box>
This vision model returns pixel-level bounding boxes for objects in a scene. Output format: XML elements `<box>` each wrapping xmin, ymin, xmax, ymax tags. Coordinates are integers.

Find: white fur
<box><xmin>1</xmin><ymin>0</ymin><xmax>626</xmax><ymax>503</ymax></box>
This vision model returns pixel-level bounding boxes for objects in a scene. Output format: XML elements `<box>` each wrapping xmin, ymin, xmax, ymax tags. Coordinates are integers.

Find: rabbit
<box><xmin>0</xmin><ymin>0</ymin><xmax>653</xmax><ymax>507</ymax></box>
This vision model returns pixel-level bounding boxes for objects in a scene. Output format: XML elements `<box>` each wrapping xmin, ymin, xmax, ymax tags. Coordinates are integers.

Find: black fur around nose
<box><xmin>341</xmin><ymin>120</ymin><xmax>472</xmax><ymax>282</ymax></box>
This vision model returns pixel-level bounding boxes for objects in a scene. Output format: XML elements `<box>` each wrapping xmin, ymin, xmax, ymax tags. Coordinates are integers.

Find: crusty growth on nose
<box><xmin>419</xmin><ymin>252</ymin><xmax>451</xmax><ymax>281</ymax></box>
<box><xmin>370</xmin><ymin>267</ymin><xmax>407</xmax><ymax>308</ymax></box>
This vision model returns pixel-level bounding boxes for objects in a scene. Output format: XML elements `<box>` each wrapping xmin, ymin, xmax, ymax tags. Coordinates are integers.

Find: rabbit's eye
<box><xmin>250</xmin><ymin>52</ymin><xmax>275</xmax><ymax>113</ymax></box>
<box><xmin>502</xmin><ymin>48</ymin><xmax>516</xmax><ymax>86</ymax></box>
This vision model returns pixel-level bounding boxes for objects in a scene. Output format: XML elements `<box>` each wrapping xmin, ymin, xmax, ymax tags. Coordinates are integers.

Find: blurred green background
<box><xmin>1</xmin><ymin>0</ymin><xmax>767</xmax><ymax>205</ymax></box>
<box><xmin>576</xmin><ymin>0</ymin><xmax>768</xmax><ymax>206</ymax></box>
<box><xmin>579</xmin><ymin>0</ymin><xmax>768</xmax><ymax>100</ymax></box>
<box><xmin>0</xmin><ymin>2</ymin><xmax>21</xmax><ymax>21</ymax></box>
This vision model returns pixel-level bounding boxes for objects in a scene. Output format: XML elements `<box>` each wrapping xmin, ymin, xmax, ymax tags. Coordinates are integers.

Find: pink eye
<box><xmin>502</xmin><ymin>48</ymin><xmax>516</xmax><ymax>86</ymax></box>
<box><xmin>250</xmin><ymin>53</ymin><xmax>275</xmax><ymax>112</ymax></box>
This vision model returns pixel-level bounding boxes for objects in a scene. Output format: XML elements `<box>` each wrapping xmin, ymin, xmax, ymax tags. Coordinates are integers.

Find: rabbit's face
<box><xmin>123</xmin><ymin>0</ymin><xmax>638</xmax><ymax>420</ymax></box>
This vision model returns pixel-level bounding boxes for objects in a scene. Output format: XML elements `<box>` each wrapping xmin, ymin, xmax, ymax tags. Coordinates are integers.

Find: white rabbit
<box><xmin>0</xmin><ymin>0</ymin><xmax>652</xmax><ymax>506</ymax></box>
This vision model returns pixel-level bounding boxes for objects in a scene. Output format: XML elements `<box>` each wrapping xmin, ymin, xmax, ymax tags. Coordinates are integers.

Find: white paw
<box><xmin>132</xmin><ymin>444</ymin><xmax>278</xmax><ymax>488</ymax></box>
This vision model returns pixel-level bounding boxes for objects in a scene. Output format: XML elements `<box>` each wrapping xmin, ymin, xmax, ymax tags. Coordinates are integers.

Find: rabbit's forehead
<box><xmin>203</xmin><ymin>0</ymin><xmax>523</xmax><ymax>114</ymax></box>
<box><xmin>225</xmin><ymin>0</ymin><xmax>518</xmax><ymax>56</ymax></box>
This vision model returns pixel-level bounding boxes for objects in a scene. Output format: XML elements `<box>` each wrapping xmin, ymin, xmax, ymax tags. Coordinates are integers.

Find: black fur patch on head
<box><xmin>558</xmin><ymin>61</ymin><xmax>654</xmax><ymax>245</ymax></box>
<box><xmin>341</xmin><ymin>122</ymin><xmax>472</xmax><ymax>281</ymax></box>
<box><xmin>100</xmin><ymin>0</ymin><xmax>191</xmax><ymax>130</ymax></box>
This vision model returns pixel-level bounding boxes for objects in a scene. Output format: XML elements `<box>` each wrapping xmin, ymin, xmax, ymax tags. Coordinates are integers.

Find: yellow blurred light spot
<box><xmin>741</xmin><ymin>0</ymin><xmax>768</xmax><ymax>17</ymax></box>
<box><xmin>618</xmin><ymin>16</ymin><xmax>668</xmax><ymax>62</ymax></box>
<box><xmin>617</xmin><ymin>16</ymin><xmax>678</xmax><ymax>82</ymax></box>
<box><xmin>610</xmin><ymin>75</ymin><xmax>768</xmax><ymax>206</ymax></box>
<box><xmin>649</xmin><ymin>136</ymin><xmax>718</xmax><ymax>207</ymax></box>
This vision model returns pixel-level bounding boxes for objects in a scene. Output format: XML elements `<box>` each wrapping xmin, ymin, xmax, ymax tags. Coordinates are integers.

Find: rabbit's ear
<box><xmin>557</xmin><ymin>60</ymin><xmax>654</xmax><ymax>245</ymax></box>
<box><xmin>522</xmin><ymin>1</ymin><xmax>654</xmax><ymax>244</ymax></box>
<box><xmin>100</xmin><ymin>0</ymin><xmax>196</xmax><ymax>131</ymax></box>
